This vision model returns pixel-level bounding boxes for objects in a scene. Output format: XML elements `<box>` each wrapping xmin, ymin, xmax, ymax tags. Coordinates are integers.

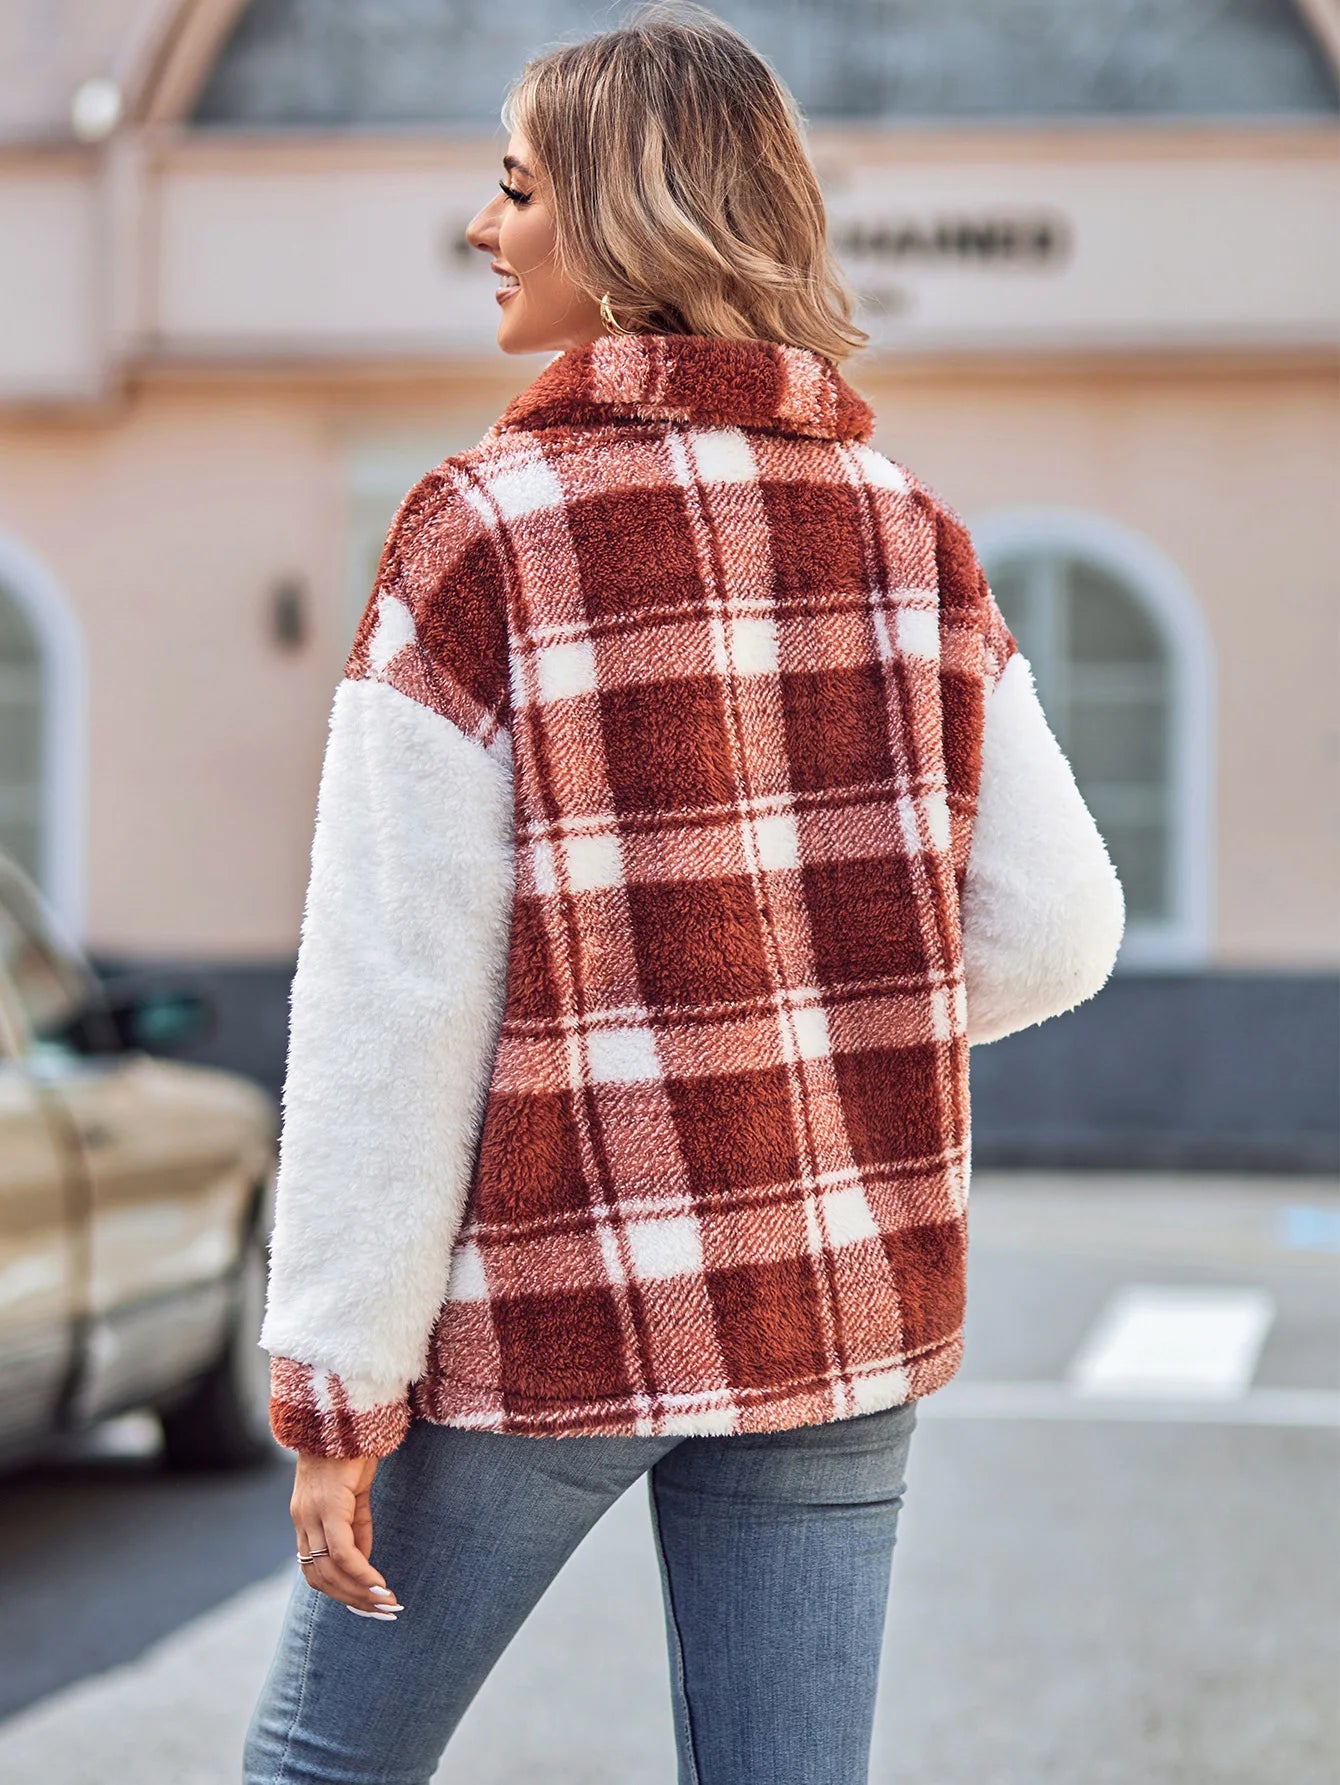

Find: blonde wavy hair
<box><xmin>501</xmin><ymin>2</ymin><xmax>867</xmax><ymax>363</ymax></box>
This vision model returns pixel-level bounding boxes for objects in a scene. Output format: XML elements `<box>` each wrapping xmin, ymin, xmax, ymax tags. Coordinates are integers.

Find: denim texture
<box><xmin>242</xmin><ymin>1397</ymin><xmax>918</xmax><ymax>1785</ymax></box>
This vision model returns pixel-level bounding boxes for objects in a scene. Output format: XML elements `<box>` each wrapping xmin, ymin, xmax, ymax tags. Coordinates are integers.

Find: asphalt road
<box><xmin>1</xmin><ymin>1171</ymin><xmax>1337</xmax><ymax>1784</ymax></box>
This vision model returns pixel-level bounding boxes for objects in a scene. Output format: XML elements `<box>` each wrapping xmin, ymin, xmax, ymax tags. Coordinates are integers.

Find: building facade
<box><xmin>1</xmin><ymin>0</ymin><xmax>1337</xmax><ymax>1166</ymax></box>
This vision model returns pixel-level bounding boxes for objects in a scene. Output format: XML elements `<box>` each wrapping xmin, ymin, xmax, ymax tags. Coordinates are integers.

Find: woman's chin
<box><xmin>496</xmin><ymin>299</ymin><xmax>539</xmax><ymax>355</ymax></box>
<box><xmin>496</xmin><ymin>302</ymin><xmax>584</xmax><ymax>357</ymax></box>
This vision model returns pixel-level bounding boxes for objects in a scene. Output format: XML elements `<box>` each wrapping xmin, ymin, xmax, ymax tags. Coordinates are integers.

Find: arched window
<box><xmin>0</xmin><ymin>538</ymin><xmax>87</xmax><ymax>942</ymax></box>
<box><xmin>970</xmin><ymin>509</ymin><xmax>1213</xmax><ymax>969</ymax></box>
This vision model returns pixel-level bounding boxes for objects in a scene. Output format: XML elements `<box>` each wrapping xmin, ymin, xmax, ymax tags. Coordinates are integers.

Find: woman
<box><xmin>243</xmin><ymin>6</ymin><xmax>1124</xmax><ymax>1782</ymax></box>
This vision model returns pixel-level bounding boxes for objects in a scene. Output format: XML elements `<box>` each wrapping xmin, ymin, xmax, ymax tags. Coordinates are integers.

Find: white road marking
<box><xmin>1064</xmin><ymin>1285</ymin><xmax>1276</xmax><ymax>1401</ymax></box>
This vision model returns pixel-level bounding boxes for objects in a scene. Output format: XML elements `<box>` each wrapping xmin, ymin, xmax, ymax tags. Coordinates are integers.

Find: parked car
<box><xmin>0</xmin><ymin>854</ymin><xmax>279</xmax><ymax>1471</ymax></box>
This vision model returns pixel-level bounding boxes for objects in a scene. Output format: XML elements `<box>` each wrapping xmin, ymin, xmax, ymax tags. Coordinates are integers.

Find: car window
<box><xmin>0</xmin><ymin>869</ymin><xmax>108</xmax><ymax>1060</ymax></box>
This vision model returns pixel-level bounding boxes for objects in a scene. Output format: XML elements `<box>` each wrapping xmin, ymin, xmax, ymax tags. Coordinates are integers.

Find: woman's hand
<box><xmin>291</xmin><ymin>1453</ymin><xmax>404</xmax><ymax>1618</ymax></box>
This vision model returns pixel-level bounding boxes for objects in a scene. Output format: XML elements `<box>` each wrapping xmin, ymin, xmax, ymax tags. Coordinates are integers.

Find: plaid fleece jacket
<box><xmin>261</xmin><ymin>332</ymin><xmax>1124</xmax><ymax>1457</ymax></box>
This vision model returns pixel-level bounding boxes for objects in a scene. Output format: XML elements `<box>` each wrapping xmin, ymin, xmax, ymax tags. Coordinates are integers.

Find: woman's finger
<box><xmin>298</xmin><ymin>1508</ymin><xmax>398</xmax><ymax>1615</ymax></box>
<box><xmin>293</xmin><ymin>1522</ymin><xmax>343</xmax><ymax>1604</ymax></box>
<box><xmin>288</xmin><ymin>1458</ymin><xmax>401</xmax><ymax>1614</ymax></box>
<box><xmin>302</xmin><ymin>1548</ymin><xmax>391</xmax><ymax>1613</ymax></box>
<box><xmin>292</xmin><ymin>1516</ymin><xmax>323</xmax><ymax>1574</ymax></box>
<box><xmin>290</xmin><ymin>1485</ymin><xmax>325</xmax><ymax>1572</ymax></box>
<box><xmin>352</xmin><ymin>1492</ymin><xmax>374</xmax><ymax>1566</ymax></box>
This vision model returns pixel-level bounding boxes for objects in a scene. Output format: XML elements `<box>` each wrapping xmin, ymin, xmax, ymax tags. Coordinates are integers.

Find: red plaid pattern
<box><xmin>270</xmin><ymin>333</ymin><xmax>1017</xmax><ymax>1452</ymax></box>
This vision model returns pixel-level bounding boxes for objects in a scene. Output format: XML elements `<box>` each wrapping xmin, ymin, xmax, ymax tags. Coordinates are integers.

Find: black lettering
<box><xmin>834</xmin><ymin>212</ymin><xmax>1071</xmax><ymax>269</ymax></box>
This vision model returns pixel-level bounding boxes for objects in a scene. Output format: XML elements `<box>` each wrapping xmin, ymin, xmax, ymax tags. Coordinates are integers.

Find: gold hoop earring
<box><xmin>599</xmin><ymin>291</ymin><xmax>631</xmax><ymax>335</ymax></box>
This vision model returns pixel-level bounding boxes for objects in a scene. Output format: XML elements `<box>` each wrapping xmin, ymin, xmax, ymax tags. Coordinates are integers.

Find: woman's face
<box><xmin>465</xmin><ymin>133</ymin><xmax>605</xmax><ymax>355</ymax></box>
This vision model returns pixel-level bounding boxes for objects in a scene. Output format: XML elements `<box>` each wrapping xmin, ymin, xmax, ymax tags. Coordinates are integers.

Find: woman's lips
<box><xmin>496</xmin><ymin>280</ymin><xmax>520</xmax><ymax>305</ymax></box>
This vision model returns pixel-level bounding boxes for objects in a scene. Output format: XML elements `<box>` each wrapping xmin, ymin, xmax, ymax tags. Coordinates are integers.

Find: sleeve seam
<box><xmin>351</xmin><ymin>461</ymin><xmax>513</xmax><ymax>742</ymax></box>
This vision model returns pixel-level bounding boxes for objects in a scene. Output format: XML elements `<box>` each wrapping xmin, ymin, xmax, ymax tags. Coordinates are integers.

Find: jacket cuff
<box><xmin>268</xmin><ymin>1355</ymin><xmax>412</xmax><ymax>1459</ymax></box>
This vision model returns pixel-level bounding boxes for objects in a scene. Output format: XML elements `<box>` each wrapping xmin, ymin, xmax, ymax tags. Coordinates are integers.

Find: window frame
<box><xmin>969</xmin><ymin>506</ymin><xmax>1214</xmax><ymax>970</ymax></box>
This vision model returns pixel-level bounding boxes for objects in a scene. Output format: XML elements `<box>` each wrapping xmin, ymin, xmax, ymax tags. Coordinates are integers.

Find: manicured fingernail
<box><xmin>347</xmin><ymin>1607</ymin><xmax>397</xmax><ymax>1620</ymax></box>
<box><xmin>369</xmin><ymin>1587</ymin><xmax>395</xmax><ymax>1598</ymax></box>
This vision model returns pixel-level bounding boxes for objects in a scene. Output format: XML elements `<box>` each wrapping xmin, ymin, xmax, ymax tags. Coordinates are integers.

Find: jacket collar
<box><xmin>492</xmin><ymin>332</ymin><xmax>875</xmax><ymax>444</ymax></box>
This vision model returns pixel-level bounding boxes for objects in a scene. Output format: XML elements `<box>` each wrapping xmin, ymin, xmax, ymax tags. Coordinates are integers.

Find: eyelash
<box><xmin>498</xmin><ymin>179</ymin><xmax>532</xmax><ymax>206</ymax></box>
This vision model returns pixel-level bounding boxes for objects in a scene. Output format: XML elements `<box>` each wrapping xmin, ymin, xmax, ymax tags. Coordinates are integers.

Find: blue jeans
<box><xmin>242</xmin><ymin>1398</ymin><xmax>919</xmax><ymax>1785</ymax></box>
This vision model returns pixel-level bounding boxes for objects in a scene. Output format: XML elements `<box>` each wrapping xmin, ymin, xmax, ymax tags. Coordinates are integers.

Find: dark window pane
<box><xmin>1068</xmin><ymin>562</ymin><xmax>1162</xmax><ymax>665</ymax></box>
<box><xmin>0</xmin><ymin>591</ymin><xmax>39</xmax><ymax>664</ymax></box>
<box><xmin>1065</xmin><ymin>693</ymin><xmax>1167</xmax><ymax>785</ymax></box>
<box><xmin>0</xmin><ymin>689</ymin><xmax>43</xmax><ymax>786</ymax></box>
<box><xmin>0</xmin><ymin>820</ymin><xmax>41</xmax><ymax>890</ymax></box>
<box><xmin>1086</xmin><ymin>820</ymin><xmax>1166</xmax><ymax>923</ymax></box>
<box><xmin>986</xmin><ymin>557</ymin><xmax>1042</xmax><ymax>662</ymax></box>
<box><xmin>980</xmin><ymin>540</ymin><xmax>1177</xmax><ymax>929</ymax></box>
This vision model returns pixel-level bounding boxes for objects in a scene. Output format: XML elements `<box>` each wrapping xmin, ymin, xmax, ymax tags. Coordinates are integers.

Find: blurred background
<box><xmin>0</xmin><ymin>3</ymin><xmax>1336</xmax><ymax>1782</ymax></box>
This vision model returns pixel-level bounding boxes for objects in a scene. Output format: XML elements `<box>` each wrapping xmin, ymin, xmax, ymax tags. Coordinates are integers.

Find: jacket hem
<box><xmin>404</xmin><ymin>1327</ymin><xmax>964</xmax><ymax>1440</ymax></box>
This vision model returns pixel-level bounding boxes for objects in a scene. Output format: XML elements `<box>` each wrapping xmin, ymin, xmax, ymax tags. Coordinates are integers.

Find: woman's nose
<box><xmin>465</xmin><ymin>204</ymin><xmax>499</xmax><ymax>253</ymax></box>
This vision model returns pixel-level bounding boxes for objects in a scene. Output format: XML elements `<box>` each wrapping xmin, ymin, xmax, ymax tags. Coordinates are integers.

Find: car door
<box><xmin>0</xmin><ymin>865</ymin><xmax>266</xmax><ymax>1424</ymax></box>
<box><xmin>0</xmin><ymin>923</ymin><xmax>80</xmax><ymax>1458</ymax></box>
<box><xmin>32</xmin><ymin>1048</ymin><xmax>261</xmax><ymax>1421</ymax></box>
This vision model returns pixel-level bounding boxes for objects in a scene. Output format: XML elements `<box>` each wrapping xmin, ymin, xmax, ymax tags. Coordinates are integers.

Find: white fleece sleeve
<box><xmin>962</xmin><ymin>651</ymin><xmax>1125</xmax><ymax>1046</ymax></box>
<box><xmin>258</xmin><ymin>678</ymin><xmax>515</xmax><ymax>1455</ymax></box>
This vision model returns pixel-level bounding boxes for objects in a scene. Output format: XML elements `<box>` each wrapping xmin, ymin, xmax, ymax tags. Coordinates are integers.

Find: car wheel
<box><xmin>158</xmin><ymin>1225</ymin><xmax>277</xmax><ymax>1472</ymax></box>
